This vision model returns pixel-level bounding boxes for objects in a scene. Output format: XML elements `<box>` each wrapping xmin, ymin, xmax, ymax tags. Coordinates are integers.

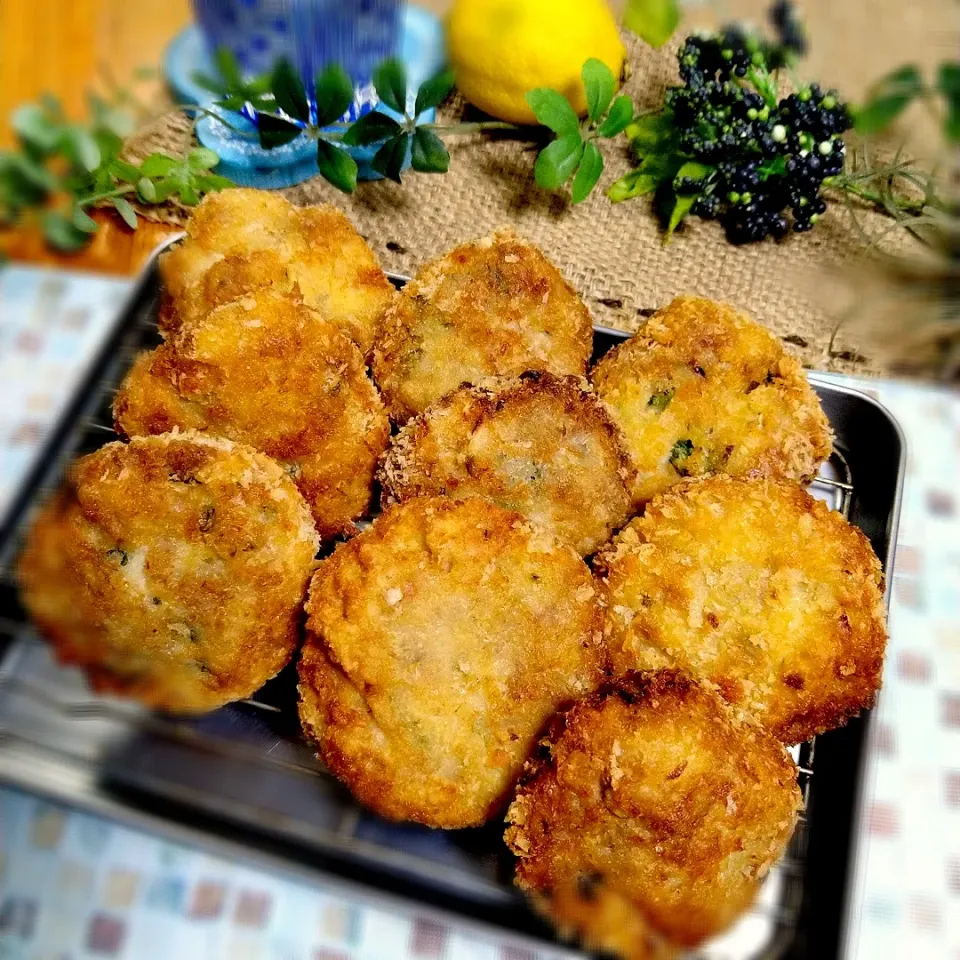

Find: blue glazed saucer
<box><xmin>163</xmin><ymin>5</ymin><xmax>445</xmax><ymax>188</ymax></box>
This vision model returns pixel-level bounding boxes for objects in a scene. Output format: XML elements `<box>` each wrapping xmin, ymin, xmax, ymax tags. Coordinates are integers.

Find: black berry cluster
<box><xmin>663</xmin><ymin>14</ymin><xmax>852</xmax><ymax>244</ymax></box>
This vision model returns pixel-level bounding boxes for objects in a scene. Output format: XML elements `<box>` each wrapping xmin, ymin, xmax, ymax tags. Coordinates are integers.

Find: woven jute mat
<box><xmin>125</xmin><ymin>0</ymin><xmax>957</xmax><ymax>376</ymax></box>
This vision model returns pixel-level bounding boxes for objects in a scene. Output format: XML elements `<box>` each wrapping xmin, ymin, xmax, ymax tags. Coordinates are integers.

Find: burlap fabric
<box><xmin>124</xmin><ymin>0</ymin><xmax>957</xmax><ymax>376</ymax></box>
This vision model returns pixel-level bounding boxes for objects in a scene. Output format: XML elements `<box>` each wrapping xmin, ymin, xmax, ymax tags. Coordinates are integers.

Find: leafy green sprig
<box><xmin>0</xmin><ymin>95</ymin><xmax>232</xmax><ymax>251</ymax></box>
<box><xmin>527</xmin><ymin>59</ymin><xmax>635</xmax><ymax>202</ymax></box>
<box><xmin>854</xmin><ymin>63</ymin><xmax>960</xmax><ymax>141</ymax></box>
<box><xmin>196</xmin><ymin>51</ymin><xmax>633</xmax><ymax>203</ymax></box>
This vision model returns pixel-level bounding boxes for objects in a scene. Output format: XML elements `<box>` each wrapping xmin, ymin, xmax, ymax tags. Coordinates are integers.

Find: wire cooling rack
<box><xmin>0</xmin><ymin>263</ymin><xmax>874</xmax><ymax>960</ymax></box>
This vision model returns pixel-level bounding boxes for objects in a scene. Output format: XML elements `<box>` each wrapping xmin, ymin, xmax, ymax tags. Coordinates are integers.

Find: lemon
<box><xmin>447</xmin><ymin>0</ymin><xmax>626</xmax><ymax>125</ymax></box>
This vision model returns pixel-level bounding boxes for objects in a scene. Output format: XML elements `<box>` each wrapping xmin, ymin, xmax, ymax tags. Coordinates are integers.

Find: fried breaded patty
<box><xmin>590</xmin><ymin>296</ymin><xmax>833</xmax><ymax>505</ymax></box>
<box><xmin>371</xmin><ymin>229</ymin><xmax>593</xmax><ymax>421</ymax></box>
<box><xmin>114</xmin><ymin>289</ymin><xmax>390</xmax><ymax>542</ymax></box>
<box><xmin>505</xmin><ymin>671</ymin><xmax>801</xmax><ymax>959</ymax></box>
<box><xmin>18</xmin><ymin>433</ymin><xmax>318</xmax><ymax>713</ymax></box>
<box><xmin>378</xmin><ymin>372</ymin><xmax>634</xmax><ymax>556</ymax></box>
<box><xmin>158</xmin><ymin>188</ymin><xmax>393</xmax><ymax>355</ymax></box>
<box><xmin>297</xmin><ymin>496</ymin><xmax>604</xmax><ymax>828</ymax></box>
<box><xmin>595</xmin><ymin>476</ymin><xmax>888</xmax><ymax>744</ymax></box>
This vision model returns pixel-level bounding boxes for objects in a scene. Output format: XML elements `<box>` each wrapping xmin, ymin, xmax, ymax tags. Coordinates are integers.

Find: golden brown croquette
<box><xmin>297</xmin><ymin>496</ymin><xmax>604</xmax><ymax>828</ymax></box>
<box><xmin>505</xmin><ymin>671</ymin><xmax>801</xmax><ymax>958</ymax></box>
<box><xmin>590</xmin><ymin>296</ymin><xmax>833</xmax><ymax>505</ymax></box>
<box><xmin>594</xmin><ymin>476</ymin><xmax>888</xmax><ymax>744</ymax></box>
<box><xmin>18</xmin><ymin>433</ymin><xmax>318</xmax><ymax>713</ymax></box>
<box><xmin>378</xmin><ymin>372</ymin><xmax>634</xmax><ymax>555</ymax></box>
<box><xmin>158</xmin><ymin>188</ymin><xmax>394</xmax><ymax>355</ymax></box>
<box><xmin>371</xmin><ymin>229</ymin><xmax>594</xmax><ymax>421</ymax></box>
<box><xmin>114</xmin><ymin>289</ymin><xmax>390</xmax><ymax>542</ymax></box>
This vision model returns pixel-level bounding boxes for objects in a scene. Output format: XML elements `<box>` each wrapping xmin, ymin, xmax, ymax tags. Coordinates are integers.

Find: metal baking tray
<box><xmin>0</xmin><ymin>245</ymin><xmax>905</xmax><ymax>960</ymax></box>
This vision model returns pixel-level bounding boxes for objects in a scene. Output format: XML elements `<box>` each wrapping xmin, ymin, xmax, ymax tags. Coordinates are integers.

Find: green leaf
<box><xmin>624</xmin><ymin>0</ymin><xmax>680</xmax><ymax>48</ymax></box>
<box><xmin>150</xmin><ymin>178</ymin><xmax>179</xmax><ymax>202</ymax></box>
<box><xmin>525</xmin><ymin>88</ymin><xmax>581</xmax><ymax>137</ymax></box>
<box><xmin>187</xmin><ymin>147</ymin><xmax>220</xmax><ymax>170</ymax></box>
<box><xmin>136</xmin><ymin>177</ymin><xmax>158</xmax><ymax>203</ymax></box>
<box><xmin>41</xmin><ymin>210</ymin><xmax>89</xmax><ymax>251</ymax></box>
<box><xmin>411</xmin><ymin>127</ymin><xmax>450</xmax><ymax>173</ymax></box>
<box><xmin>639</xmin><ymin>151</ymin><xmax>685</xmax><ymax>182</ymax></box>
<box><xmin>664</xmin><ymin>190</ymin><xmax>696</xmax><ymax>237</ymax></box>
<box><xmin>245</xmin><ymin>73</ymin><xmax>274</xmax><ymax>96</ymax></box>
<box><xmin>534</xmin><ymin>135</ymin><xmax>584</xmax><ymax>190</ymax></box>
<box><xmin>626</xmin><ymin>110</ymin><xmax>677</xmax><ymax>153</ymax></box>
<box><xmin>342</xmin><ymin>111</ymin><xmax>402</xmax><ymax>147</ymax></box>
<box><xmin>214</xmin><ymin>47</ymin><xmax>242</xmax><ymax>89</ymax></box>
<box><xmin>371</xmin><ymin>134</ymin><xmax>410</xmax><ymax>183</ymax></box>
<box><xmin>572</xmin><ymin>140</ymin><xmax>604</xmax><ymax>202</ymax></box>
<box><xmin>71</xmin><ymin>204</ymin><xmax>98</xmax><ymax>233</ymax></box>
<box><xmin>316</xmin><ymin>140</ymin><xmax>359</xmax><ymax>193</ymax></box>
<box><xmin>272</xmin><ymin>58</ymin><xmax>309</xmax><ymax>121</ymax></box>
<box><xmin>854</xmin><ymin>65</ymin><xmax>925</xmax><ymax>135</ymax></box>
<box><xmin>936</xmin><ymin>62</ymin><xmax>960</xmax><ymax>141</ymax></box>
<box><xmin>64</xmin><ymin>128</ymin><xmax>101</xmax><ymax>172</ymax></box>
<box><xmin>11</xmin><ymin>104</ymin><xmax>60</xmax><ymax>153</ymax></box>
<box><xmin>597</xmin><ymin>96</ymin><xmax>634</xmax><ymax>138</ymax></box>
<box><xmin>138</xmin><ymin>153</ymin><xmax>179</xmax><ymax>178</ymax></box>
<box><xmin>10</xmin><ymin>154</ymin><xmax>58</xmax><ymax>192</ymax></box>
<box><xmin>93</xmin><ymin>128</ymin><xmax>124</xmax><ymax>165</ymax></box>
<box><xmin>415</xmin><ymin>68</ymin><xmax>456</xmax><ymax>117</ymax></box>
<box><xmin>607</xmin><ymin>169</ymin><xmax>658</xmax><ymax>201</ymax></box>
<box><xmin>195</xmin><ymin>172</ymin><xmax>235</xmax><ymax>192</ymax></box>
<box><xmin>373</xmin><ymin>58</ymin><xmax>408</xmax><ymax>114</ymax></box>
<box><xmin>675</xmin><ymin>160</ymin><xmax>712</xmax><ymax>179</ymax></box>
<box><xmin>178</xmin><ymin>181</ymin><xmax>201</xmax><ymax>205</ymax></box>
<box><xmin>673</xmin><ymin>160</ymin><xmax>713</xmax><ymax>191</ymax></box>
<box><xmin>192</xmin><ymin>71</ymin><xmax>227</xmax><ymax>95</ymax></box>
<box><xmin>758</xmin><ymin>155</ymin><xmax>787</xmax><ymax>179</ymax></box>
<box><xmin>214</xmin><ymin>95</ymin><xmax>247</xmax><ymax>112</ymax></box>
<box><xmin>315</xmin><ymin>63</ymin><xmax>354</xmax><ymax>127</ymax></box>
<box><xmin>582</xmin><ymin>58</ymin><xmax>616</xmax><ymax>123</ymax></box>
<box><xmin>257</xmin><ymin>113</ymin><xmax>303</xmax><ymax>149</ymax></box>
<box><xmin>112</xmin><ymin>196</ymin><xmax>138</xmax><ymax>229</ymax></box>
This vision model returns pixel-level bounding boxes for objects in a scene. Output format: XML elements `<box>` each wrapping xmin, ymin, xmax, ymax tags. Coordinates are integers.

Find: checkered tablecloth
<box><xmin>1</xmin><ymin>264</ymin><xmax>958</xmax><ymax>959</ymax></box>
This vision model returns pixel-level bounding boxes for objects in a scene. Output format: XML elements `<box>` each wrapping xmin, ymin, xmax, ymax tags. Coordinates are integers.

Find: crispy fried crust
<box><xmin>114</xmin><ymin>289</ymin><xmax>390</xmax><ymax>542</ymax></box>
<box><xmin>158</xmin><ymin>189</ymin><xmax>394</xmax><ymax>355</ymax></box>
<box><xmin>595</xmin><ymin>476</ymin><xmax>888</xmax><ymax>743</ymax></box>
<box><xmin>377</xmin><ymin>371</ymin><xmax>635</xmax><ymax>555</ymax></box>
<box><xmin>504</xmin><ymin>671</ymin><xmax>801</xmax><ymax>957</ymax></box>
<box><xmin>371</xmin><ymin>229</ymin><xmax>593</xmax><ymax>421</ymax></box>
<box><xmin>297</xmin><ymin>496</ymin><xmax>604</xmax><ymax>828</ymax></box>
<box><xmin>590</xmin><ymin>296</ymin><xmax>833</xmax><ymax>505</ymax></box>
<box><xmin>17</xmin><ymin>433</ymin><xmax>318</xmax><ymax>713</ymax></box>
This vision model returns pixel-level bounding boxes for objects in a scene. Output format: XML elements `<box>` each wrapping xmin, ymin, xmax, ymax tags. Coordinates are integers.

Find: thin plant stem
<box><xmin>423</xmin><ymin>121</ymin><xmax>521</xmax><ymax>135</ymax></box>
<box><xmin>77</xmin><ymin>185</ymin><xmax>136</xmax><ymax>206</ymax></box>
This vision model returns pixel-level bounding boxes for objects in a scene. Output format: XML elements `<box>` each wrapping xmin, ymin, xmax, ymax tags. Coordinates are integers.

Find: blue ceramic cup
<box><xmin>192</xmin><ymin>0</ymin><xmax>403</xmax><ymax>118</ymax></box>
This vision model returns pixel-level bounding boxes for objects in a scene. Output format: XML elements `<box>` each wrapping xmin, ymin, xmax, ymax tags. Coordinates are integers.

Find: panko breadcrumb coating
<box><xmin>505</xmin><ymin>671</ymin><xmax>801</xmax><ymax>959</ymax></box>
<box><xmin>297</xmin><ymin>496</ymin><xmax>604</xmax><ymax>828</ymax></box>
<box><xmin>378</xmin><ymin>371</ymin><xmax>634</xmax><ymax>556</ymax></box>
<box><xmin>114</xmin><ymin>289</ymin><xmax>390</xmax><ymax>542</ymax></box>
<box><xmin>18</xmin><ymin>433</ymin><xmax>318</xmax><ymax>713</ymax></box>
<box><xmin>595</xmin><ymin>476</ymin><xmax>888</xmax><ymax>744</ymax></box>
<box><xmin>371</xmin><ymin>229</ymin><xmax>593</xmax><ymax>421</ymax></box>
<box><xmin>158</xmin><ymin>188</ymin><xmax>394</xmax><ymax>355</ymax></box>
<box><xmin>590</xmin><ymin>296</ymin><xmax>833</xmax><ymax>504</ymax></box>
